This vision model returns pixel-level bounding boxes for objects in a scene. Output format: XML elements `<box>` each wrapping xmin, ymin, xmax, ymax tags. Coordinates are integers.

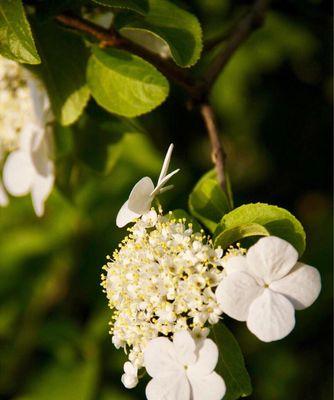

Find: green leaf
<box><xmin>31</xmin><ymin>20</ymin><xmax>90</xmax><ymax>126</ymax></box>
<box><xmin>168</xmin><ymin>209</ymin><xmax>202</xmax><ymax>233</ymax></box>
<box><xmin>189</xmin><ymin>171</ymin><xmax>230</xmax><ymax>233</ymax></box>
<box><xmin>0</xmin><ymin>0</ymin><xmax>40</xmax><ymax>64</ymax></box>
<box><xmin>116</xmin><ymin>0</ymin><xmax>203</xmax><ymax>67</ymax></box>
<box><xmin>212</xmin><ymin>323</ymin><xmax>252</xmax><ymax>400</ymax></box>
<box><xmin>91</xmin><ymin>0</ymin><xmax>149</xmax><ymax>14</ymax></box>
<box><xmin>215</xmin><ymin>203</ymin><xmax>306</xmax><ymax>255</ymax></box>
<box><xmin>87</xmin><ymin>46</ymin><xmax>169</xmax><ymax>117</ymax></box>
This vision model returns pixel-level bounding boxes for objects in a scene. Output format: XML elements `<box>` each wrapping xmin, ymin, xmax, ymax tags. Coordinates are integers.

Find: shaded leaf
<box><xmin>87</xmin><ymin>46</ymin><xmax>169</xmax><ymax>117</ymax></box>
<box><xmin>31</xmin><ymin>20</ymin><xmax>90</xmax><ymax>125</ymax></box>
<box><xmin>215</xmin><ymin>203</ymin><xmax>306</xmax><ymax>255</ymax></box>
<box><xmin>0</xmin><ymin>0</ymin><xmax>40</xmax><ymax>64</ymax></box>
<box><xmin>212</xmin><ymin>323</ymin><xmax>252</xmax><ymax>400</ymax></box>
<box><xmin>189</xmin><ymin>171</ymin><xmax>230</xmax><ymax>233</ymax></box>
<box><xmin>92</xmin><ymin>0</ymin><xmax>149</xmax><ymax>14</ymax></box>
<box><xmin>116</xmin><ymin>0</ymin><xmax>202</xmax><ymax>67</ymax></box>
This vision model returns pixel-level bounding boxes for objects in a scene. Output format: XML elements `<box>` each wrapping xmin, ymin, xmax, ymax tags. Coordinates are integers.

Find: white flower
<box><xmin>144</xmin><ymin>330</ymin><xmax>226</xmax><ymax>400</ymax></box>
<box><xmin>0</xmin><ymin>56</ymin><xmax>54</xmax><ymax>217</ymax></box>
<box><xmin>216</xmin><ymin>236</ymin><xmax>321</xmax><ymax>342</ymax></box>
<box><xmin>121</xmin><ymin>361</ymin><xmax>138</xmax><ymax>389</ymax></box>
<box><xmin>116</xmin><ymin>144</ymin><xmax>179</xmax><ymax>227</ymax></box>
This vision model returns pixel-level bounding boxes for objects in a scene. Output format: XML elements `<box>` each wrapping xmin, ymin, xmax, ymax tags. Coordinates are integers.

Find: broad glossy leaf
<box><xmin>189</xmin><ymin>171</ymin><xmax>230</xmax><ymax>233</ymax></box>
<box><xmin>215</xmin><ymin>203</ymin><xmax>306</xmax><ymax>255</ymax></box>
<box><xmin>31</xmin><ymin>21</ymin><xmax>90</xmax><ymax>126</ymax></box>
<box><xmin>0</xmin><ymin>0</ymin><xmax>40</xmax><ymax>64</ymax></box>
<box><xmin>91</xmin><ymin>0</ymin><xmax>148</xmax><ymax>14</ymax></box>
<box><xmin>87</xmin><ymin>46</ymin><xmax>169</xmax><ymax>117</ymax></box>
<box><xmin>116</xmin><ymin>0</ymin><xmax>203</xmax><ymax>67</ymax></box>
<box><xmin>212</xmin><ymin>323</ymin><xmax>252</xmax><ymax>400</ymax></box>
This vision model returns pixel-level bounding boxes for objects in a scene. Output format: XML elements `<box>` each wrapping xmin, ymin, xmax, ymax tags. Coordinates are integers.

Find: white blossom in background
<box><xmin>0</xmin><ymin>56</ymin><xmax>55</xmax><ymax>217</ymax></box>
<box><xmin>216</xmin><ymin>236</ymin><xmax>321</xmax><ymax>342</ymax></box>
<box><xmin>144</xmin><ymin>330</ymin><xmax>226</xmax><ymax>400</ymax></box>
<box><xmin>102</xmin><ymin>209</ymin><xmax>224</xmax><ymax>371</ymax></box>
<box><xmin>116</xmin><ymin>143</ymin><xmax>179</xmax><ymax>227</ymax></box>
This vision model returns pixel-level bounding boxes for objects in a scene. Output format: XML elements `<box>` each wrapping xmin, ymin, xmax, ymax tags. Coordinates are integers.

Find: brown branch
<box><xmin>204</xmin><ymin>0</ymin><xmax>269</xmax><ymax>90</ymax></box>
<box><xmin>200</xmin><ymin>104</ymin><xmax>227</xmax><ymax>193</ymax></box>
<box><xmin>55</xmin><ymin>13</ymin><xmax>200</xmax><ymax>97</ymax></box>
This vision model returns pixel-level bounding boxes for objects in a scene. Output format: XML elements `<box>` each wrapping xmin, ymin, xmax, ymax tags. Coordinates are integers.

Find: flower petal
<box><xmin>216</xmin><ymin>271</ymin><xmax>263</xmax><ymax>321</ymax></box>
<box><xmin>173</xmin><ymin>330</ymin><xmax>197</xmax><ymax>366</ymax></box>
<box><xmin>3</xmin><ymin>151</ymin><xmax>34</xmax><ymax>196</ymax></box>
<box><xmin>270</xmin><ymin>262</ymin><xmax>321</xmax><ymax>310</ymax></box>
<box><xmin>31</xmin><ymin>160</ymin><xmax>54</xmax><ymax>217</ymax></box>
<box><xmin>247</xmin><ymin>236</ymin><xmax>298</xmax><ymax>284</ymax></box>
<box><xmin>146</xmin><ymin>373</ymin><xmax>190</xmax><ymax>400</ymax></box>
<box><xmin>144</xmin><ymin>337</ymin><xmax>180</xmax><ymax>378</ymax></box>
<box><xmin>247</xmin><ymin>288</ymin><xmax>295</xmax><ymax>342</ymax></box>
<box><xmin>151</xmin><ymin>169</ymin><xmax>180</xmax><ymax>196</ymax></box>
<box><xmin>123</xmin><ymin>361</ymin><xmax>137</xmax><ymax>375</ymax></box>
<box><xmin>188</xmin><ymin>371</ymin><xmax>226</xmax><ymax>400</ymax></box>
<box><xmin>116</xmin><ymin>200</ymin><xmax>141</xmax><ymax>228</ymax></box>
<box><xmin>188</xmin><ymin>338</ymin><xmax>218</xmax><ymax>376</ymax></box>
<box><xmin>157</xmin><ymin>143</ymin><xmax>174</xmax><ymax>185</ymax></box>
<box><xmin>128</xmin><ymin>176</ymin><xmax>154</xmax><ymax>214</ymax></box>
<box><xmin>223</xmin><ymin>255</ymin><xmax>248</xmax><ymax>275</ymax></box>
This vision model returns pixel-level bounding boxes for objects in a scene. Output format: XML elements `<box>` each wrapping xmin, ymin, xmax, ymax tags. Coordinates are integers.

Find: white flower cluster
<box><xmin>102</xmin><ymin>209</ymin><xmax>224</xmax><ymax>368</ymax></box>
<box><xmin>0</xmin><ymin>56</ymin><xmax>34</xmax><ymax>158</ymax></box>
<box><xmin>0</xmin><ymin>56</ymin><xmax>55</xmax><ymax>216</ymax></box>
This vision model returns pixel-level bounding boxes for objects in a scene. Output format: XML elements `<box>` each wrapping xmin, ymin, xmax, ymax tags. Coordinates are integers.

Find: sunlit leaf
<box><xmin>87</xmin><ymin>46</ymin><xmax>169</xmax><ymax>117</ymax></box>
<box><xmin>215</xmin><ymin>203</ymin><xmax>306</xmax><ymax>255</ymax></box>
<box><xmin>116</xmin><ymin>0</ymin><xmax>202</xmax><ymax>67</ymax></box>
<box><xmin>0</xmin><ymin>0</ymin><xmax>40</xmax><ymax>64</ymax></box>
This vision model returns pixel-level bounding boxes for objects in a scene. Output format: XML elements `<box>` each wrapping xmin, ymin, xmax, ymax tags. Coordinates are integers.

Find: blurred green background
<box><xmin>0</xmin><ymin>0</ymin><xmax>332</xmax><ymax>399</ymax></box>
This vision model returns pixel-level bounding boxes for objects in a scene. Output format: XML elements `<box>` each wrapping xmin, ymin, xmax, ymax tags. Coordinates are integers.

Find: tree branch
<box><xmin>204</xmin><ymin>0</ymin><xmax>269</xmax><ymax>90</ymax></box>
<box><xmin>55</xmin><ymin>13</ymin><xmax>200</xmax><ymax>97</ymax></box>
<box><xmin>200</xmin><ymin>104</ymin><xmax>227</xmax><ymax>193</ymax></box>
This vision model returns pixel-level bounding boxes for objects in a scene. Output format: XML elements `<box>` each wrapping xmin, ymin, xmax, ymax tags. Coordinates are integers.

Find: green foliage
<box><xmin>215</xmin><ymin>203</ymin><xmax>306</xmax><ymax>255</ymax></box>
<box><xmin>212</xmin><ymin>323</ymin><xmax>252</xmax><ymax>400</ymax></box>
<box><xmin>0</xmin><ymin>0</ymin><xmax>40</xmax><ymax>64</ymax></box>
<box><xmin>31</xmin><ymin>21</ymin><xmax>90</xmax><ymax>125</ymax></box>
<box><xmin>116</xmin><ymin>0</ymin><xmax>202</xmax><ymax>67</ymax></box>
<box><xmin>87</xmin><ymin>46</ymin><xmax>169</xmax><ymax>117</ymax></box>
<box><xmin>91</xmin><ymin>0</ymin><xmax>149</xmax><ymax>14</ymax></box>
<box><xmin>189</xmin><ymin>171</ymin><xmax>230</xmax><ymax>233</ymax></box>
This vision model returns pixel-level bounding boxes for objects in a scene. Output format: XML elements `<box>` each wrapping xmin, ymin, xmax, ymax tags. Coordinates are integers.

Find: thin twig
<box><xmin>200</xmin><ymin>104</ymin><xmax>227</xmax><ymax>193</ymax></box>
<box><xmin>204</xmin><ymin>0</ymin><xmax>269</xmax><ymax>90</ymax></box>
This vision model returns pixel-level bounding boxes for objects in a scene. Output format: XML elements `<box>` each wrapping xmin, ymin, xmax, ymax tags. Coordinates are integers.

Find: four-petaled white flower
<box><xmin>116</xmin><ymin>143</ymin><xmax>179</xmax><ymax>227</ymax></box>
<box><xmin>216</xmin><ymin>236</ymin><xmax>321</xmax><ymax>342</ymax></box>
<box><xmin>2</xmin><ymin>77</ymin><xmax>54</xmax><ymax>217</ymax></box>
<box><xmin>144</xmin><ymin>330</ymin><xmax>226</xmax><ymax>400</ymax></box>
<box><xmin>121</xmin><ymin>361</ymin><xmax>138</xmax><ymax>389</ymax></box>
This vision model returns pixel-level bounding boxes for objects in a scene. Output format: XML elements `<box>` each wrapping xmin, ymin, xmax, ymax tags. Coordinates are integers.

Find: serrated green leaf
<box><xmin>168</xmin><ymin>209</ymin><xmax>202</xmax><ymax>233</ymax></box>
<box><xmin>116</xmin><ymin>0</ymin><xmax>203</xmax><ymax>67</ymax></box>
<box><xmin>91</xmin><ymin>0</ymin><xmax>149</xmax><ymax>14</ymax></box>
<box><xmin>212</xmin><ymin>323</ymin><xmax>252</xmax><ymax>400</ymax></box>
<box><xmin>215</xmin><ymin>203</ymin><xmax>306</xmax><ymax>255</ymax></box>
<box><xmin>0</xmin><ymin>0</ymin><xmax>40</xmax><ymax>64</ymax></box>
<box><xmin>87</xmin><ymin>46</ymin><xmax>169</xmax><ymax>117</ymax></box>
<box><xmin>30</xmin><ymin>20</ymin><xmax>90</xmax><ymax>126</ymax></box>
<box><xmin>189</xmin><ymin>172</ymin><xmax>230</xmax><ymax>233</ymax></box>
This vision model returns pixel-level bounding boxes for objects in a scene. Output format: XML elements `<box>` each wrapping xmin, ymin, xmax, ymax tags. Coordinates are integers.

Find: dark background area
<box><xmin>0</xmin><ymin>0</ymin><xmax>332</xmax><ymax>399</ymax></box>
